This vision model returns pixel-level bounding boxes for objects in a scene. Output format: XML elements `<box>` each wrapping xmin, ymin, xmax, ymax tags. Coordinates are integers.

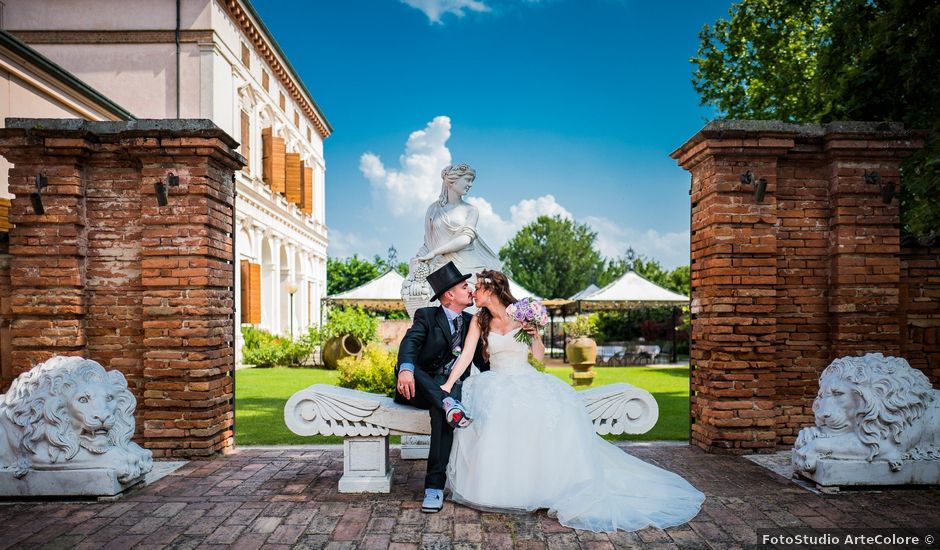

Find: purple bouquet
<box><xmin>505</xmin><ymin>297</ymin><xmax>549</xmax><ymax>345</ymax></box>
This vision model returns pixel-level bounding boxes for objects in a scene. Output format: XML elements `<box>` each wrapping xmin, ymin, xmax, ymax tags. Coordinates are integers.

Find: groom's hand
<box><xmin>397</xmin><ymin>370</ymin><xmax>416</xmax><ymax>400</ymax></box>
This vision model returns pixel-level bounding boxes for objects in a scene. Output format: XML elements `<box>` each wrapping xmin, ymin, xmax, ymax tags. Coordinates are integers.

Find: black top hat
<box><xmin>427</xmin><ymin>261</ymin><xmax>472</xmax><ymax>303</ymax></box>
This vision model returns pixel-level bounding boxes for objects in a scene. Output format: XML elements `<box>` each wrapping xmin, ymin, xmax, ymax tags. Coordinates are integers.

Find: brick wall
<box><xmin>673</xmin><ymin>120</ymin><xmax>930</xmax><ymax>454</ymax></box>
<box><xmin>901</xmin><ymin>238</ymin><xmax>940</xmax><ymax>384</ymax></box>
<box><xmin>0</xmin><ymin>119</ymin><xmax>243</xmax><ymax>458</ymax></box>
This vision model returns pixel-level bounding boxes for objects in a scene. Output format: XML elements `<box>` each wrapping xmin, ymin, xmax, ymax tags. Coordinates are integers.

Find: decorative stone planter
<box><xmin>322</xmin><ymin>334</ymin><xmax>364</xmax><ymax>370</ymax></box>
<box><xmin>566</xmin><ymin>336</ymin><xmax>597</xmax><ymax>387</ymax></box>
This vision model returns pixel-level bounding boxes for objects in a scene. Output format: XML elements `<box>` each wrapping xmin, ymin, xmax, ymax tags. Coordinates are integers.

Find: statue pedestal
<box><xmin>0</xmin><ymin>469</ymin><xmax>145</xmax><ymax>498</ymax></box>
<box><xmin>796</xmin><ymin>458</ymin><xmax>940</xmax><ymax>488</ymax></box>
<box><xmin>570</xmin><ymin>365</ymin><xmax>596</xmax><ymax>387</ymax></box>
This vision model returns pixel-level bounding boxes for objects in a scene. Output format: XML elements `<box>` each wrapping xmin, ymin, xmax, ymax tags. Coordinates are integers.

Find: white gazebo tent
<box><xmin>507</xmin><ymin>278</ymin><xmax>539</xmax><ymax>300</ymax></box>
<box><xmin>327</xmin><ymin>269</ymin><xmax>407</xmax><ymax>312</ymax></box>
<box><xmin>564</xmin><ymin>271</ymin><xmax>689</xmax><ymax>363</ymax></box>
<box><xmin>569</xmin><ymin>283</ymin><xmax>600</xmax><ymax>301</ymax></box>
<box><xmin>577</xmin><ymin>271</ymin><xmax>688</xmax><ymax>310</ymax></box>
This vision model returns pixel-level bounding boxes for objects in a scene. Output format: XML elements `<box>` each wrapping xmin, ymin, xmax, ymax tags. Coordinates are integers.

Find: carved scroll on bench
<box><xmin>285</xmin><ymin>383</ymin><xmax>658</xmax><ymax>493</ymax></box>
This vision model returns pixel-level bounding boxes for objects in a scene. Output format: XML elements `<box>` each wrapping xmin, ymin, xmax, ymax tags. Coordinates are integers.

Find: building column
<box><xmin>267</xmin><ymin>233</ymin><xmax>282</xmax><ymax>334</ymax></box>
<box><xmin>282</xmin><ymin>242</ymin><xmax>297</xmax><ymax>337</ymax></box>
<box><xmin>233</xmin><ymin>215</ymin><xmax>250</xmax><ymax>364</ymax></box>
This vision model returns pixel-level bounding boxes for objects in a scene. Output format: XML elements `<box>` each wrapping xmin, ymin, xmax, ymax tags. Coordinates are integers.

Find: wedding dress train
<box><xmin>446</xmin><ymin>328</ymin><xmax>705</xmax><ymax>532</ymax></box>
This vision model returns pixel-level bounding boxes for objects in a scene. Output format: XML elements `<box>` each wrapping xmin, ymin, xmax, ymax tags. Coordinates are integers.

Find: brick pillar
<box><xmin>0</xmin><ymin>137</ymin><xmax>90</xmax><ymax>374</ymax></box>
<box><xmin>135</xmin><ymin>137</ymin><xmax>239</xmax><ymax>457</ymax></box>
<box><xmin>674</xmin><ymin>123</ymin><xmax>787</xmax><ymax>454</ymax></box>
<box><xmin>825</xmin><ymin>127</ymin><xmax>912</xmax><ymax>357</ymax></box>
<box><xmin>674</xmin><ymin>121</ymin><xmax>925</xmax><ymax>453</ymax></box>
<box><xmin>0</xmin><ymin>119</ymin><xmax>243</xmax><ymax>457</ymax></box>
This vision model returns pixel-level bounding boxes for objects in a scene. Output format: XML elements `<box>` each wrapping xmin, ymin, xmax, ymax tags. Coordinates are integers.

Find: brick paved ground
<box><xmin>0</xmin><ymin>444</ymin><xmax>937</xmax><ymax>549</ymax></box>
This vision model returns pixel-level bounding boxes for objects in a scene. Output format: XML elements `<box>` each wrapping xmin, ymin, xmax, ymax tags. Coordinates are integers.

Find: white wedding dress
<box><xmin>446</xmin><ymin>328</ymin><xmax>705</xmax><ymax>532</ymax></box>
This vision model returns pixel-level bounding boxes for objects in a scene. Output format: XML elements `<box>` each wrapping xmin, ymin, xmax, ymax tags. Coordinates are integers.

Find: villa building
<box><xmin>3</xmin><ymin>0</ymin><xmax>332</xmax><ymax>361</ymax></box>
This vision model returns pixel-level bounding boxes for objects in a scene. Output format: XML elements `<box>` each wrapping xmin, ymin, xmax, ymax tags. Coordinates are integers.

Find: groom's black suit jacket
<box><xmin>394</xmin><ymin>306</ymin><xmax>489</xmax><ymax>490</ymax></box>
<box><xmin>395</xmin><ymin>306</ymin><xmax>489</xmax><ymax>402</ymax></box>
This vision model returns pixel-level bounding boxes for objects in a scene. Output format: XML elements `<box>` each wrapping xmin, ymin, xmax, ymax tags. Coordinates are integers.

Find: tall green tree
<box><xmin>499</xmin><ymin>215</ymin><xmax>605</xmax><ymax>299</ymax></box>
<box><xmin>327</xmin><ymin>253</ymin><xmax>409</xmax><ymax>296</ymax></box>
<box><xmin>692</xmin><ymin>0</ymin><xmax>835</xmax><ymax>121</ymax></box>
<box><xmin>693</xmin><ymin>0</ymin><xmax>940</xmax><ymax>239</ymax></box>
<box><xmin>372</xmin><ymin>255</ymin><xmax>409</xmax><ymax>277</ymax></box>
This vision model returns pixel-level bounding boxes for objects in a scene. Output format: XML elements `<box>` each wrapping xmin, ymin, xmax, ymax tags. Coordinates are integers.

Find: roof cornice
<box><xmin>223</xmin><ymin>0</ymin><xmax>333</xmax><ymax>139</ymax></box>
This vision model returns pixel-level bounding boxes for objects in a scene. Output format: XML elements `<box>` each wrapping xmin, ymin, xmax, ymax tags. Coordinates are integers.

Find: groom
<box><xmin>395</xmin><ymin>261</ymin><xmax>488</xmax><ymax>513</ymax></box>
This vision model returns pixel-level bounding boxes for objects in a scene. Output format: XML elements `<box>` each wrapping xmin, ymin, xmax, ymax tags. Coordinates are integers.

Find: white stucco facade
<box><xmin>0</xmin><ymin>31</ymin><xmax>132</xmax><ymax>197</ymax></box>
<box><xmin>4</xmin><ymin>0</ymin><xmax>332</xmax><ymax>361</ymax></box>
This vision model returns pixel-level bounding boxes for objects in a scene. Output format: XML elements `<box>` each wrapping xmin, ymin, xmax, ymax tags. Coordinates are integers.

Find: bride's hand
<box><xmin>417</xmin><ymin>253</ymin><xmax>435</xmax><ymax>262</ymax></box>
<box><xmin>524</xmin><ymin>325</ymin><xmax>540</xmax><ymax>337</ymax></box>
<box><xmin>440</xmin><ymin>382</ymin><xmax>453</xmax><ymax>394</ymax></box>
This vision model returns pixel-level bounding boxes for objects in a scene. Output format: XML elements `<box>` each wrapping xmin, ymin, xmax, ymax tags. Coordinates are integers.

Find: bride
<box><xmin>439</xmin><ymin>270</ymin><xmax>705</xmax><ymax>532</ymax></box>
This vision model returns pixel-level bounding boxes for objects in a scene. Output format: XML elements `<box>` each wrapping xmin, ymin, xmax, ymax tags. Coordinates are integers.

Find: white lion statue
<box><xmin>0</xmin><ymin>356</ymin><xmax>153</xmax><ymax>483</ymax></box>
<box><xmin>793</xmin><ymin>353</ymin><xmax>940</xmax><ymax>475</ymax></box>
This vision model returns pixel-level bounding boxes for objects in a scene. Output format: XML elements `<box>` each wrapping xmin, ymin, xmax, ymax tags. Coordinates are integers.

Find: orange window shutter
<box><xmin>262</xmin><ymin>128</ymin><xmax>286</xmax><ymax>194</ymax></box>
<box><xmin>262</xmin><ymin>127</ymin><xmax>272</xmax><ymax>186</ymax></box>
<box><xmin>240</xmin><ymin>260</ymin><xmax>251</xmax><ymax>323</ymax></box>
<box><xmin>241</xmin><ymin>43</ymin><xmax>250</xmax><ymax>68</ymax></box>
<box><xmin>286</xmin><ymin>153</ymin><xmax>302</xmax><ymax>205</ymax></box>
<box><xmin>272</xmin><ymin>137</ymin><xmax>286</xmax><ymax>194</ymax></box>
<box><xmin>249</xmin><ymin>262</ymin><xmax>262</xmax><ymax>325</ymax></box>
<box><xmin>240</xmin><ymin>111</ymin><xmax>251</xmax><ymax>175</ymax></box>
<box><xmin>0</xmin><ymin>198</ymin><xmax>11</xmax><ymax>231</ymax></box>
<box><xmin>302</xmin><ymin>166</ymin><xmax>314</xmax><ymax>215</ymax></box>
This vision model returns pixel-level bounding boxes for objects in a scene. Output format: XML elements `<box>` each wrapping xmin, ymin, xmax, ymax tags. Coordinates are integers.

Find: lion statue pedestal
<box><xmin>792</xmin><ymin>353</ymin><xmax>940</xmax><ymax>488</ymax></box>
<box><xmin>0</xmin><ymin>356</ymin><xmax>153</xmax><ymax>497</ymax></box>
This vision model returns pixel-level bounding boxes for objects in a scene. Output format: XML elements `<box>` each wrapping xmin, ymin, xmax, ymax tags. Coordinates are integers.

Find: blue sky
<box><xmin>253</xmin><ymin>0</ymin><xmax>730</xmax><ymax>269</ymax></box>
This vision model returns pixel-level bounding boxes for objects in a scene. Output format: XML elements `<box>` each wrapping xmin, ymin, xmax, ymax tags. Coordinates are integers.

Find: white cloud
<box><xmin>401</xmin><ymin>0</ymin><xmax>490</xmax><ymax>23</ymax></box>
<box><xmin>584</xmin><ymin>215</ymin><xmax>690</xmax><ymax>270</ymax></box>
<box><xmin>359</xmin><ymin>116</ymin><xmax>453</xmax><ymax>217</ymax></box>
<box><xmin>467</xmin><ymin>194</ymin><xmax>572</xmax><ymax>250</ymax></box>
<box><xmin>328</xmin><ymin>228</ymin><xmax>382</xmax><ymax>259</ymax></box>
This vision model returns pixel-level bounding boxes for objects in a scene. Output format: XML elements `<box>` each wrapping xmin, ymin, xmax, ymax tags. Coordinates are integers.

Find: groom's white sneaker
<box><xmin>421</xmin><ymin>488</ymin><xmax>444</xmax><ymax>513</ymax></box>
<box><xmin>443</xmin><ymin>397</ymin><xmax>472</xmax><ymax>429</ymax></box>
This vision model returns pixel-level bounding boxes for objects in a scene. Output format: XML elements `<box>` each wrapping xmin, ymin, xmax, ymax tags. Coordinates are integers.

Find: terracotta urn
<box><xmin>322</xmin><ymin>334</ymin><xmax>364</xmax><ymax>370</ymax></box>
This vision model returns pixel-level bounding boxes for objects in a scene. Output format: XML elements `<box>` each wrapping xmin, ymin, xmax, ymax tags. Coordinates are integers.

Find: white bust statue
<box><xmin>401</xmin><ymin>163</ymin><xmax>502</xmax><ymax>316</ymax></box>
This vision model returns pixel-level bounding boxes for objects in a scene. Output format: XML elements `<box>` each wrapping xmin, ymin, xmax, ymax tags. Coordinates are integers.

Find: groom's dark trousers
<box><xmin>395</xmin><ymin>306</ymin><xmax>488</xmax><ymax>490</ymax></box>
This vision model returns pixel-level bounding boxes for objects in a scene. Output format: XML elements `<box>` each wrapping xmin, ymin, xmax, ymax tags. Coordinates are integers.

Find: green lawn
<box><xmin>235</xmin><ymin>366</ymin><xmax>690</xmax><ymax>445</ymax></box>
<box><xmin>236</xmin><ymin>368</ymin><xmax>344</xmax><ymax>445</ymax></box>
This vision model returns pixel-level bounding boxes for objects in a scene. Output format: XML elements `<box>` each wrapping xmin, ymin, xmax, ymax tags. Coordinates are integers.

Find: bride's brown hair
<box><xmin>475</xmin><ymin>269</ymin><xmax>517</xmax><ymax>361</ymax></box>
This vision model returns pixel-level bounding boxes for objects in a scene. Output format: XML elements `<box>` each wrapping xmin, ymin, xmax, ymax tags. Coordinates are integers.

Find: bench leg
<box><xmin>338</xmin><ymin>435</ymin><xmax>392</xmax><ymax>493</ymax></box>
<box><xmin>400</xmin><ymin>435</ymin><xmax>431</xmax><ymax>460</ymax></box>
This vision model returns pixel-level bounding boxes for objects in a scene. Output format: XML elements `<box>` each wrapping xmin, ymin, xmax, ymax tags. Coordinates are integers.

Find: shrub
<box><xmin>243</xmin><ymin>325</ymin><xmax>277</xmax><ymax>350</ymax></box>
<box><xmin>323</xmin><ymin>306</ymin><xmax>379</xmax><ymax>344</ymax></box>
<box><xmin>564</xmin><ymin>314</ymin><xmax>597</xmax><ymax>338</ymax></box>
<box><xmin>241</xmin><ymin>326</ymin><xmax>314</xmax><ymax>368</ymax></box>
<box><xmin>337</xmin><ymin>343</ymin><xmax>397</xmax><ymax>396</ymax></box>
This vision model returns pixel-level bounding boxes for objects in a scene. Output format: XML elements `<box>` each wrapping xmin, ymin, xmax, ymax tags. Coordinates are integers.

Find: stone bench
<box><xmin>284</xmin><ymin>383</ymin><xmax>660</xmax><ymax>493</ymax></box>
